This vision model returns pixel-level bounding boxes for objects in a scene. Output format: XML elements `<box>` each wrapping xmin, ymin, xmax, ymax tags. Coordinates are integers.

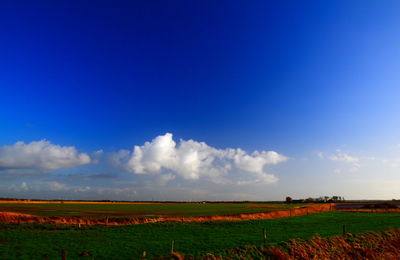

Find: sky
<box><xmin>1</xmin><ymin>1</ymin><xmax>400</xmax><ymax>201</ymax></box>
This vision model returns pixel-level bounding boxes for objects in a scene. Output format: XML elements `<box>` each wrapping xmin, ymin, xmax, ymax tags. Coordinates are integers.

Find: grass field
<box><xmin>1</xmin><ymin>211</ymin><xmax>400</xmax><ymax>259</ymax></box>
<box><xmin>0</xmin><ymin>202</ymin><xmax>304</xmax><ymax>217</ymax></box>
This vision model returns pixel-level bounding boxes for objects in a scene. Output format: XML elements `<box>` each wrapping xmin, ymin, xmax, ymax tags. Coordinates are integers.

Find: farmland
<box><xmin>1</xmin><ymin>210</ymin><xmax>400</xmax><ymax>259</ymax></box>
<box><xmin>0</xmin><ymin>201</ymin><xmax>304</xmax><ymax>217</ymax></box>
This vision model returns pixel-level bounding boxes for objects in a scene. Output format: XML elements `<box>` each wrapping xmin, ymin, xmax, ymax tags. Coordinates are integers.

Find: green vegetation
<box><xmin>0</xmin><ymin>202</ymin><xmax>302</xmax><ymax>217</ymax></box>
<box><xmin>1</xmin><ymin>211</ymin><xmax>400</xmax><ymax>259</ymax></box>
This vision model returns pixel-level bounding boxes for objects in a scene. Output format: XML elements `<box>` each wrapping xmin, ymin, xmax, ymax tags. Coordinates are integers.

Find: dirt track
<box><xmin>0</xmin><ymin>204</ymin><xmax>334</xmax><ymax>226</ymax></box>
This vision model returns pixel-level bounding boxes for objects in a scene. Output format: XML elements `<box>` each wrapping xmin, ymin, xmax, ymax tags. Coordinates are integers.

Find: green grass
<box><xmin>0</xmin><ymin>202</ymin><xmax>302</xmax><ymax>217</ymax></box>
<box><xmin>1</xmin><ymin>211</ymin><xmax>400</xmax><ymax>259</ymax></box>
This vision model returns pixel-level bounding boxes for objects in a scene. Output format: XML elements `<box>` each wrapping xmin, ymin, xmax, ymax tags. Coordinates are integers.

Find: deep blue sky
<box><xmin>1</xmin><ymin>1</ymin><xmax>400</xmax><ymax>200</ymax></box>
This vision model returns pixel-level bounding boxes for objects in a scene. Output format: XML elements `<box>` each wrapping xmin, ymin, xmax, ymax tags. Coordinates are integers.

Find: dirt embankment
<box><xmin>0</xmin><ymin>204</ymin><xmax>334</xmax><ymax>226</ymax></box>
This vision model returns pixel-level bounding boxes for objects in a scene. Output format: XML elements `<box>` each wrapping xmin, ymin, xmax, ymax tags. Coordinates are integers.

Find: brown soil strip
<box><xmin>0</xmin><ymin>204</ymin><xmax>334</xmax><ymax>226</ymax></box>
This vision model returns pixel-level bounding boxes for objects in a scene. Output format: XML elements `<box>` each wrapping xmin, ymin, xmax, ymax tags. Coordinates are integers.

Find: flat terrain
<box><xmin>1</xmin><ymin>211</ymin><xmax>400</xmax><ymax>259</ymax></box>
<box><xmin>0</xmin><ymin>202</ymin><xmax>304</xmax><ymax>217</ymax></box>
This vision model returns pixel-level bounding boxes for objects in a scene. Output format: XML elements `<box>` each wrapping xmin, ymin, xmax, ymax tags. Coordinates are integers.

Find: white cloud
<box><xmin>20</xmin><ymin>181</ymin><xmax>28</xmax><ymax>191</ymax></box>
<box><xmin>47</xmin><ymin>181</ymin><xmax>69</xmax><ymax>191</ymax></box>
<box><xmin>156</xmin><ymin>173</ymin><xmax>176</xmax><ymax>186</ymax></box>
<box><xmin>328</xmin><ymin>150</ymin><xmax>360</xmax><ymax>172</ymax></box>
<box><xmin>90</xmin><ymin>150</ymin><xmax>104</xmax><ymax>164</ymax></box>
<box><xmin>8</xmin><ymin>181</ymin><xmax>91</xmax><ymax>193</ymax></box>
<box><xmin>112</xmin><ymin>133</ymin><xmax>287</xmax><ymax>185</ymax></box>
<box><xmin>329</xmin><ymin>150</ymin><xmax>359</xmax><ymax>164</ymax></box>
<box><xmin>0</xmin><ymin>140</ymin><xmax>91</xmax><ymax>170</ymax></box>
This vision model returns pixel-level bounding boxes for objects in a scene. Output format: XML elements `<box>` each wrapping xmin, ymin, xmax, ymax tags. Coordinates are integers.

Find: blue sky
<box><xmin>1</xmin><ymin>1</ymin><xmax>400</xmax><ymax>200</ymax></box>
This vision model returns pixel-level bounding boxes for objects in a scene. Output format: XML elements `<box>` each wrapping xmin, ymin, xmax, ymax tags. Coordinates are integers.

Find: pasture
<box><xmin>0</xmin><ymin>202</ymin><xmax>303</xmax><ymax>217</ymax></box>
<box><xmin>1</xmin><ymin>211</ymin><xmax>400</xmax><ymax>259</ymax></box>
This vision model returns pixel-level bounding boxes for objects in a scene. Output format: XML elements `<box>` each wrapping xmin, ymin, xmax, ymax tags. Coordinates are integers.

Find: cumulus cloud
<box><xmin>111</xmin><ymin>133</ymin><xmax>287</xmax><ymax>185</ymax></box>
<box><xmin>0</xmin><ymin>140</ymin><xmax>91</xmax><ymax>170</ymax></box>
<box><xmin>90</xmin><ymin>150</ymin><xmax>104</xmax><ymax>164</ymax></box>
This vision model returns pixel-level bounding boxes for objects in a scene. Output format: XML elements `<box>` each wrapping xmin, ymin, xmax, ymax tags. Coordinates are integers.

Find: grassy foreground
<box><xmin>202</xmin><ymin>228</ymin><xmax>400</xmax><ymax>259</ymax></box>
<box><xmin>1</xmin><ymin>211</ymin><xmax>400</xmax><ymax>259</ymax></box>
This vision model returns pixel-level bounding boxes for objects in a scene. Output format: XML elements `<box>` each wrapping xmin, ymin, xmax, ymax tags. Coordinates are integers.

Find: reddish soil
<box><xmin>0</xmin><ymin>204</ymin><xmax>334</xmax><ymax>226</ymax></box>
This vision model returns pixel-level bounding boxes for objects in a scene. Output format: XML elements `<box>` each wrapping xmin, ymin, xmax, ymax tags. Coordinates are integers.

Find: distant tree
<box><xmin>305</xmin><ymin>197</ymin><xmax>315</xmax><ymax>203</ymax></box>
<box><xmin>285</xmin><ymin>196</ymin><xmax>292</xmax><ymax>204</ymax></box>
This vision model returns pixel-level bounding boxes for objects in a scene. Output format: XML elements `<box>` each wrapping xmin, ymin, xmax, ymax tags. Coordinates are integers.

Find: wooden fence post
<box><xmin>342</xmin><ymin>224</ymin><xmax>346</xmax><ymax>236</ymax></box>
<box><xmin>61</xmin><ymin>249</ymin><xmax>67</xmax><ymax>260</ymax></box>
<box><xmin>171</xmin><ymin>240</ymin><xmax>174</xmax><ymax>253</ymax></box>
<box><xmin>263</xmin><ymin>228</ymin><xmax>267</xmax><ymax>244</ymax></box>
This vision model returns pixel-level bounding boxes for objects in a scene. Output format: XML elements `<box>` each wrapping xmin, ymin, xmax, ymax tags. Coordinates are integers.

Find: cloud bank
<box><xmin>111</xmin><ymin>133</ymin><xmax>287</xmax><ymax>185</ymax></box>
<box><xmin>0</xmin><ymin>140</ymin><xmax>91</xmax><ymax>170</ymax></box>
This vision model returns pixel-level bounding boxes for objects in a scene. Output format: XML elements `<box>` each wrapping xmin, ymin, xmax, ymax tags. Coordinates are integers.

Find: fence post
<box><xmin>171</xmin><ymin>240</ymin><xmax>174</xmax><ymax>253</ymax></box>
<box><xmin>61</xmin><ymin>249</ymin><xmax>67</xmax><ymax>260</ymax></box>
<box><xmin>342</xmin><ymin>224</ymin><xmax>346</xmax><ymax>236</ymax></box>
<box><xmin>105</xmin><ymin>216</ymin><xmax>109</xmax><ymax>226</ymax></box>
<box><xmin>263</xmin><ymin>228</ymin><xmax>267</xmax><ymax>244</ymax></box>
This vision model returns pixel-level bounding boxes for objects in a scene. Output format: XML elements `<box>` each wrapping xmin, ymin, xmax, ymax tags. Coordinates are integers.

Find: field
<box><xmin>0</xmin><ymin>201</ymin><xmax>304</xmax><ymax>217</ymax></box>
<box><xmin>1</xmin><ymin>209</ymin><xmax>400</xmax><ymax>259</ymax></box>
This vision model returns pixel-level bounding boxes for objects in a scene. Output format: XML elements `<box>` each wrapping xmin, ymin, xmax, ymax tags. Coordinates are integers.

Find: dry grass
<box><xmin>269</xmin><ymin>229</ymin><xmax>400</xmax><ymax>259</ymax></box>
<box><xmin>196</xmin><ymin>228</ymin><xmax>400</xmax><ymax>259</ymax></box>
